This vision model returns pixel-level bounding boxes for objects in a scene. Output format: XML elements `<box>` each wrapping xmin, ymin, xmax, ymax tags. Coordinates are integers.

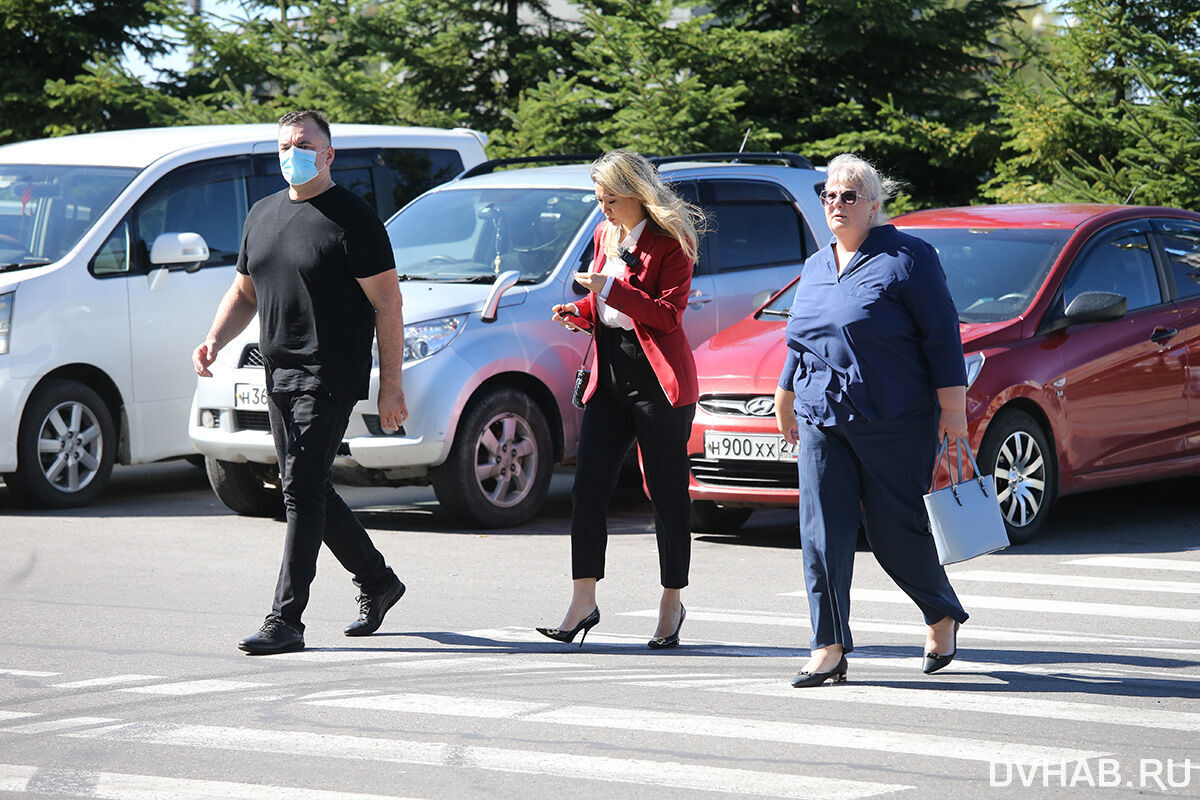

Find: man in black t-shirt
<box><xmin>193</xmin><ymin>110</ymin><xmax>408</xmax><ymax>655</ymax></box>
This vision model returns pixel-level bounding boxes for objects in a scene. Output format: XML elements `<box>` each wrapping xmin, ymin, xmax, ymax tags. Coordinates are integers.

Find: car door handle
<box><xmin>1150</xmin><ymin>326</ymin><xmax>1178</xmax><ymax>344</ymax></box>
<box><xmin>688</xmin><ymin>290</ymin><xmax>714</xmax><ymax>306</ymax></box>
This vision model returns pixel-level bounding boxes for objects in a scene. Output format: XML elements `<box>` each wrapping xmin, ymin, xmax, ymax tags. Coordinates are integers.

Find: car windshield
<box><xmin>386</xmin><ymin>187</ymin><xmax>598</xmax><ymax>283</ymax></box>
<box><xmin>908</xmin><ymin>227</ymin><xmax>1070</xmax><ymax>323</ymax></box>
<box><xmin>0</xmin><ymin>164</ymin><xmax>138</xmax><ymax>269</ymax></box>
<box><xmin>756</xmin><ymin>226</ymin><xmax>1070</xmax><ymax>323</ymax></box>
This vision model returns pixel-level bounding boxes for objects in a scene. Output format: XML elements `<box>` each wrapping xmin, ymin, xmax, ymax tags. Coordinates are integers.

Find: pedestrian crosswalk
<box><xmin>2</xmin><ymin>551</ymin><xmax>1198</xmax><ymax>799</ymax></box>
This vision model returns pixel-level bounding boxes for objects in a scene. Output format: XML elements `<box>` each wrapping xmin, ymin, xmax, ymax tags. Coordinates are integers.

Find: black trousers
<box><xmin>571</xmin><ymin>326</ymin><xmax>696</xmax><ymax>589</ymax></box>
<box><xmin>267</xmin><ymin>389</ymin><xmax>395</xmax><ymax>629</ymax></box>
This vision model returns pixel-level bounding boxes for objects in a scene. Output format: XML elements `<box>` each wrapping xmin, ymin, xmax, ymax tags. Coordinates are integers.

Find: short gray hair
<box><xmin>825</xmin><ymin>153</ymin><xmax>898</xmax><ymax>227</ymax></box>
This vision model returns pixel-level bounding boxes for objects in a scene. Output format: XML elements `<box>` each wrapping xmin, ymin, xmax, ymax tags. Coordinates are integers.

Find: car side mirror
<box><xmin>751</xmin><ymin>288</ymin><xmax>776</xmax><ymax>310</ymax></box>
<box><xmin>1042</xmin><ymin>290</ymin><xmax>1127</xmax><ymax>334</ymax></box>
<box><xmin>150</xmin><ymin>232</ymin><xmax>210</xmax><ymax>273</ymax></box>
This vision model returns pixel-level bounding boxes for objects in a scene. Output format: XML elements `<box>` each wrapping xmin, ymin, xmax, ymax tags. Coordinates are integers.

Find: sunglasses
<box><xmin>819</xmin><ymin>189</ymin><xmax>861</xmax><ymax>207</ymax></box>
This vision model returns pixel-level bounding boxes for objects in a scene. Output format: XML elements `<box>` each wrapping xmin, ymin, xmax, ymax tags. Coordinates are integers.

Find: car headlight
<box><xmin>964</xmin><ymin>352</ymin><xmax>985</xmax><ymax>388</ymax></box>
<box><xmin>0</xmin><ymin>292</ymin><xmax>13</xmax><ymax>355</ymax></box>
<box><xmin>373</xmin><ymin>315</ymin><xmax>467</xmax><ymax>366</ymax></box>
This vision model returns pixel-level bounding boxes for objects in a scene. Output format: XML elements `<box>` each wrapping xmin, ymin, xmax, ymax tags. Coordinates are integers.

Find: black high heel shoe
<box><xmin>791</xmin><ymin>654</ymin><xmax>848</xmax><ymax>688</ymax></box>
<box><xmin>647</xmin><ymin>604</ymin><xmax>686</xmax><ymax>649</ymax></box>
<box><xmin>536</xmin><ymin>607</ymin><xmax>600</xmax><ymax>647</ymax></box>
<box><xmin>922</xmin><ymin>620</ymin><xmax>960</xmax><ymax>674</ymax></box>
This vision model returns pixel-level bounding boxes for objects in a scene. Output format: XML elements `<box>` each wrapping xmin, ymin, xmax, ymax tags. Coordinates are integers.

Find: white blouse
<box><xmin>595</xmin><ymin>219</ymin><xmax>645</xmax><ymax>330</ymax></box>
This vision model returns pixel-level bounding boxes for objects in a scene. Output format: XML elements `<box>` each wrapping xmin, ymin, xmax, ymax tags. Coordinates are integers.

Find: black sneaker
<box><xmin>344</xmin><ymin>579</ymin><xmax>406</xmax><ymax>637</ymax></box>
<box><xmin>238</xmin><ymin>615</ymin><xmax>304</xmax><ymax>655</ymax></box>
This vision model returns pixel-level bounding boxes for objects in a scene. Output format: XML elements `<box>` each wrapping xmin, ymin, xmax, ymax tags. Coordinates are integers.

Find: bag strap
<box><xmin>955</xmin><ymin>435</ymin><xmax>991</xmax><ymax>497</ymax></box>
<box><xmin>929</xmin><ymin>435</ymin><xmax>962</xmax><ymax>505</ymax></box>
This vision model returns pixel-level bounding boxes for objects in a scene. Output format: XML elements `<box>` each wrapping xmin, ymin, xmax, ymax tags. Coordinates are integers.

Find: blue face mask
<box><xmin>279</xmin><ymin>146</ymin><xmax>326</xmax><ymax>186</ymax></box>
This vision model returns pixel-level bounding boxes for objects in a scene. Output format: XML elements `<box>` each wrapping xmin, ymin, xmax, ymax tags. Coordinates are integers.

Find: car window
<box><xmin>387</xmin><ymin>187</ymin><xmax>597</xmax><ymax>283</ymax></box>
<box><xmin>907</xmin><ymin>227</ymin><xmax>1069</xmax><ymax>323</ymax></box>
<box><xmin>0</xmin><ymin>164</ymin><xmax>137</xmax><ymax>267</ymax></box>
<box><xmin>379</xmin><ymin>149</ymin><xmax>465</xmax><ymax>217</ymax></box>
<box><xmin>91</xmin><ymin>158</ymin><xmax>250</xmax><ymax>277</ymax></box>
<box><xmin>666</xmin><ymin>180</ymin><xmax>710</xmax><ymax>275</ymax></box>
<box><xmin>1059</xmin><ymin>226</ymin><xmax>1161</xmax><ymax>312</ymax></box>
<box><xmin>1152</xmin><ymin>218</ymin><xmax>1200</xmax><ymax>300</ymax></box>
<box><xmin>707</xmin><ymin>180</ymin><xmax>806</xmax><ymax>272</ymax></box>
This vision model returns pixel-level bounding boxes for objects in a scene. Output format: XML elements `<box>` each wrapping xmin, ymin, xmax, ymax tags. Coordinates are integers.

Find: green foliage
<box><xmin>0</xmin><ymin>0</ymin><xmax>176</xmax><ymax>144</ymax></box>
<box><xmin>984</xmin><ymin>0</ymin><xmax>1200</xmax><ymax>208</ymax></box>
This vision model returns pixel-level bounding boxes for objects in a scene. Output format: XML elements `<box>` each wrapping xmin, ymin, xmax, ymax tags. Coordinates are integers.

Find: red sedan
<box><xmin>688</xmin><ymin>204</ymin><xmax>1200</xmax><ymax>543</ymax></box>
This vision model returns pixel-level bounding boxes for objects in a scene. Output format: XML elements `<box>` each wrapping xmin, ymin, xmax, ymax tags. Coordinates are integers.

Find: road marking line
<box><xmin>0</xmin><ymin>764</ymin><xmax>37</xmax><ymax>792</ymax></box>
<box><xmin>380</xmin><ymin>657</ymin><xmax>580</xmax><ymax>672</ymax></box>
<box><xmin>307</xmin><ymin>692</ymin><xmax>1104</xmax><ymax>766</ymax></box>
<box><xmin>0</xmin><ymin>763</ymin><xmax>422</xmax><ymax>799</ymax></box>
<box><xmin>51</xmin><ymin>674</ymin><xmax>164</xmax><ymax>689</ymax></box>
<box><xmin>3</xmin><ymin>717</ymin><xmax>120</xmax><ymax>734</ymax></box>
<box><xmin>66</xmin><ymin>721</ymin><xmax>908</xmax><ymax>799</ymax></box>
<box><xmin>950</xmin><ymin>569</ymin><xmax>1200</xmax><ymax>595</ymax></box>
<box><xmin>0</xmin><ymin>670</ymin><xmax>58</xmax><ymax>678</ymax></box>
<box><xmin>0</xmin><ymin>712</ymin><xmax>38</xmax><ymax>723</ymax></box>
<box><xmin>121</xmin><ymin>679</ymin><xmax>269</xmax><ymax>696</ymax></box>
<box><xmin>562</xmin><ymin>671</ymin><xmax>724</xmax><ymax>682</ymax></box>
<box><xmin>666</xmin><ymin>680</ymin><xmax>1200</xmax><ymax>733</ymax></box>
<box><xmin>248</xmin><ymin>650</ymin><xmax>411</xmax><ymax>664</ymax></box>
<box><xmin>621</xmin><ymin>609</ymin><xmax>1198</xmax><ymax>647</ymax></box>
<box><xmin>1065</xmin><ymin>556</ymin><xmax>1200</xmax><ymax>573</ymax></box>
<box><xmin>837</xmin><ymin>589</ymin><xmax>1200</xmax><ymax>623</ymax></box>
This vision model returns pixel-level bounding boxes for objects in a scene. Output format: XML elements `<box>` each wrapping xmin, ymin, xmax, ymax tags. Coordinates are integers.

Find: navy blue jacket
<box><xmin>778</xmin><ymin>224</ymin><xmax>966</xmax><ymax>425</ymax></box>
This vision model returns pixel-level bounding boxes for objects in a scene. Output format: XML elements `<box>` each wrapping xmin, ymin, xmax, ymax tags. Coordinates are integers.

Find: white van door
<box><xmin>122</xmin><ymin>158</ymin><xmax>252</xmax><ymax>462</ymax></box>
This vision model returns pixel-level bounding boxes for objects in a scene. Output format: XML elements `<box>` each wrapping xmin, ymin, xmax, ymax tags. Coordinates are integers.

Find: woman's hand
<box><xmin>552</xmin><ymin>303</ymin><xmax>586</xmax><ymax>332</ymax></box>
<box><xmin>573</xmin><ymin>272</ymin><xmax>609</xmax><ymax>295</ymax></box>
<box><xmin>936</xmin><ymin>386</ymin><xmax>968</xmax><ymax>442</ymax></box>
<box><xmin>775</xmin><ymin>387</ymin><xmax>799</xmax><ymax>445</ymax></box>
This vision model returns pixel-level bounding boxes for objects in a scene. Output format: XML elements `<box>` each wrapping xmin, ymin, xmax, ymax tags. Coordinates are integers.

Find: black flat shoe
<box><xmin>345</xmin><ymin>579</ymin><xmax>406</xmax><ymax>637</ymax></box>
<box><xmin>791</xmin><ymin>655</ymin><xmax>847</xmax><ymax>688</ymax></box>
<box><xmin>536</xmin><ymin>607</ymin><xmax>600</xmax><ymax>647</ymax></box>
<box><xmin>238</xmin><ymin>615</ymin><xmax>304</xmax><ymax>655</ymax></box>
<box><xmin>648</xmin><ymin>604</ymin><xmax>686</xmax><ymax>649</ymax></box>
<box><xmin>922</xmin><ymin>621</ymin><xmax>960</xmax><ymax>674</ymax></box>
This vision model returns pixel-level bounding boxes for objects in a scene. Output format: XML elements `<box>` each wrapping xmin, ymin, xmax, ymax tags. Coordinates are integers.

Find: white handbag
<box><xmin>923</xmin><ymin>436</ymin><xmax>1009</xmax><ymax>566</ymax></box>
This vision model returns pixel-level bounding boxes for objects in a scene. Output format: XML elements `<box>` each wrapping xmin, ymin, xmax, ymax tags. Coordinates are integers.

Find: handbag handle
<box><xmin>930</xmin><ymin>435</ymin><xmax>992</xmax><ymax>501</ymax></box>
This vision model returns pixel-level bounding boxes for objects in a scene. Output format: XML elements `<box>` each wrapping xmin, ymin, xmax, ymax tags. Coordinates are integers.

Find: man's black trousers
<box><xmin>267</xmin><ymin>389</ymin><xmax>395</xmax><ymax>629</ymax></box>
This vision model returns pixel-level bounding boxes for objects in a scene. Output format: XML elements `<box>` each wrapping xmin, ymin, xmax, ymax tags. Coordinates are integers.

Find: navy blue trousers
<box><xmin>795</xmin><ymin>407</ymin><xmax>968</xmax><ymax>653</ymax></box>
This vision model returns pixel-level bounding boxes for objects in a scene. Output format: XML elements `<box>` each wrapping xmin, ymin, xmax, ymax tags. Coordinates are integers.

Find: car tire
<box><xmin>430</xmin><ymin>388</ymin><xmax>553</xmax><ymax>529</ymax></box>
<box><xmin>205</xmin><ymin>457</ymin><xmax>284</xmax><ymax>517</ymax></box>
<box><xmin>690</xmin><ymin>500</ymin><xmax>753</xmax><ymax>534</ymax></box>
<box><xmin>5</xmin><ymin>380</ymin><xmax>116</xmax><ymax>508</ymax></box>
<box><xmin>977</xmin><ymin>409</ymin><xmax>1056</xmax><ymax>544</ymax></box>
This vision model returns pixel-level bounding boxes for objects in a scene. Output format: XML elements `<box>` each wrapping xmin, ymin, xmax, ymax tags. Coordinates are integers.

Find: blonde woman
<box><xmin>537</xmin><ymin>150</ymin><xmax>704</xmax><ymax>649</ymax></box>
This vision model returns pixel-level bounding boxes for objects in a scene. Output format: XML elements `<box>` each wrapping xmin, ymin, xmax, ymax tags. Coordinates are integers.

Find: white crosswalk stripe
<box><xmin>65</xmin><ymin>721</ymin><xmax>908</xmax><ymax>800</ymax></box>
<box><xmin>0</xmin><ymin>762</ymin><xmax>425</xmax><ymax>799</ymax></box>
<box><xmin>51</xmin><ymin>675</ymin><xmax>164</xmax><ymax>689</ymax></box>
<box><xmin>950</xmin><ymin>568</ymin><xmax>1200</xmax><ymax>594</ymax></box>
<box><xmin>120</xmin><ymin>679</ymin><xmax>269</xmax><ymax>696</ymax></box>
<box><xmin>305</xmin><ymin>692</ymin><xmax>1107</xmax><ymax>766</ymax></box>
<box><xmin>1065</xmin><ymin>556</ymin><xmax>1200</xmax><ymax>573</ymax></box>
<box><xmin>834</xmin><ymin>588</ymin><xmax>1200</xmax><ymax>623</ymax></box>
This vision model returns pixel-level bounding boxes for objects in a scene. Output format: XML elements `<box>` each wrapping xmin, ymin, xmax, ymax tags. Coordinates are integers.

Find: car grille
<box><xmin>698</xmin><ymin>395</ymin><xmax>776</xmax><ymax>417</ymax></box>
<box><xmin>689</xmin><ymin>457</ymin><xmax>798</xmax><ymax>488</ymax></box>
<box><xmin>238</xmin><ymin>344</ymin><xmax>264</xmax><ymax>368</ymax></box>
<box><xmin>234</xmin><ymin>410</ymin><xmax>271</xmax><ymax>431</ymax></box>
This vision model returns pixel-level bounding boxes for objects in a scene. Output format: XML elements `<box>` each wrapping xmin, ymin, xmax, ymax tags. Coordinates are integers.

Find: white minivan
<box><xmin>0</xmin><ymin>124</ymin><xmax>487</xmax><ymax>507</ymax></box>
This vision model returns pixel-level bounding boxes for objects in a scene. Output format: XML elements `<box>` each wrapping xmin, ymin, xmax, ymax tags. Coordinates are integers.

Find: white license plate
<box><xmin>704</xmin><ymin>431</ymin><xmax>798</xmax><ymax>462</ymax></box>
<box><xmin>234</xmin><ymin>383</ymin><xmax>269</xmax><ymax>411</ymax></box>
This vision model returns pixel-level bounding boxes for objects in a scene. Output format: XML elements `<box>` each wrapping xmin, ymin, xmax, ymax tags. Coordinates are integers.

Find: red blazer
<box><xmin>574</xmin><ymin>222</ymin><xmax>699</xmax><ymax>407</ymax></box>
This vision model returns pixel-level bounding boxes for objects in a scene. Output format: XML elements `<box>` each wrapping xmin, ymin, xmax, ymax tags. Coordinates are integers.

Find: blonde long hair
<box><xmin>590</xmin><ymin>150</ymin><xmax>706</xmax><ymax>264</ymax></box>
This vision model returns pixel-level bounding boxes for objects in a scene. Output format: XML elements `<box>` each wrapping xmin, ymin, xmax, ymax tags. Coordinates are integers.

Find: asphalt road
<box><xmin>1</xmin><ymin>463</ymin><xmax>1198</xmax><ymax>799</ymax></box>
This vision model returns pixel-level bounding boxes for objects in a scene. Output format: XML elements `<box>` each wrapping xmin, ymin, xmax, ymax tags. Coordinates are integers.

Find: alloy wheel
<box><xmin>473</xmin><ymin>412</ymin><xmax>538</xmax><ymax>509</ymax></box>
<box><xmin>35</xmin><ymin>400</ymin><xmax>104</xmax><ymax>494</ymax></box>
<box><xmin>991</xmin><ymin>430</ymin><xmax>1046</xmax><ymax>529</ymax></box>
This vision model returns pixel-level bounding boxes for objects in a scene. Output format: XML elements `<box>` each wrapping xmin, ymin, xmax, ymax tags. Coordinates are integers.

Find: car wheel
<box><xmin>5</xmin><ymin>380</ymin><xmax>116</xmax><ymax>508</ymax></box>
<box><xmin>205</xmin><ymin>457</ymin><xmax>284</xmax><ymax>517</ymax></box>
<box><xmin>690</xmin><ymin>500</ymin><xmax>753</xmax><ymax>533</ymax></box>
<box><xmin>977</xmin><ymin>409</ymin><xmax>1056</xmax><ymax>544</ymax></box>
<box><xmin>431</xmin><ymin>388</ymin><xmax>553</xmax><ymax>529</ymax></box>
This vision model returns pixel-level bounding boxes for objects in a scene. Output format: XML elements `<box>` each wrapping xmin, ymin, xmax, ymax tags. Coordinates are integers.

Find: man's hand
<box><xmin>193</xmin><ymin>339</ymin><xmax>219</xmax><ymax>378</ymax></box>
<box><xmin>774</xmin><ymin>387</ymin><xmax>799</xmax><ymax>445</ymax></box>
<box><xmin>378</xmin><ymin>383</ymin><xmax>408</xmax><ymax>434</ymax></box>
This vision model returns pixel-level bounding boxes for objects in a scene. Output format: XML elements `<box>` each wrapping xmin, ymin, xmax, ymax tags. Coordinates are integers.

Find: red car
<box><xmin>688</xmin><ymin>204</ymin><xmax>1200</xmax><ymax>543</ymax></box>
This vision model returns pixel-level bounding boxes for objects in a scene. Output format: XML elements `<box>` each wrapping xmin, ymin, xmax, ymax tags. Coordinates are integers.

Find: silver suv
<box><xmin>189</xmin><ymin>153</ymin><xmax>830</xmax><ymax>527</ymax></box>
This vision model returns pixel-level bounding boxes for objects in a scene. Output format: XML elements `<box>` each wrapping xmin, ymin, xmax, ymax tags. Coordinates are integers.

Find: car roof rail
<box><xmin>650</xmin><ymin>152</ymin><xmax>814</xmax><ymax>170</ymax></box>
<box><xmin>457</xmin><ymin>154</ymin><xmax>601</xmax><ymax>180</ymax></box>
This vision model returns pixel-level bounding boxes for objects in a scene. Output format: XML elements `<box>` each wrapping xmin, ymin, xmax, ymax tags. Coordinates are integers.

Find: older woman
<box><xmin>775</xmin><ymin>154</ymin><xmax>969</xmax><ymax>687</ymax></box>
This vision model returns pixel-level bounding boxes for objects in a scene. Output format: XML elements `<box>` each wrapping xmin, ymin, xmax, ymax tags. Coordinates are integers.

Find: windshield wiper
<box><xmin>0</xmin><ymin>259</ymin><xmax>52</xmax><ymax>272</ymax></box>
